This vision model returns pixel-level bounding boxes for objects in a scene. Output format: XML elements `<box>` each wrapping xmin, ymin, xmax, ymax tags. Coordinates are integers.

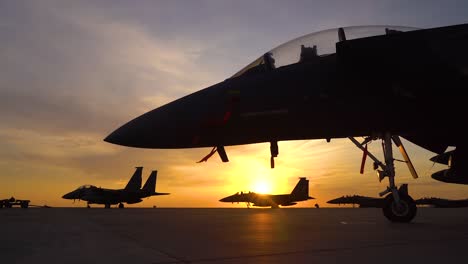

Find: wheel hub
<box><xmin>391</xmin><ymin>200</ymin><xmax>409</xmax><ymax>216</ymax></box>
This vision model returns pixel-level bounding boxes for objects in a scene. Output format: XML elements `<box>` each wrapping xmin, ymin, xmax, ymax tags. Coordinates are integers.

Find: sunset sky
<box><xmin>1</xmin><ymin>0</ymin><xmax>467</xmax><ymax>208</ymax></box>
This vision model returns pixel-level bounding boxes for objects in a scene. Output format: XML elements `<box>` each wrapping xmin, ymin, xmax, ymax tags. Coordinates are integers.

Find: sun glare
<box><xmin>252</xmin><ymin>180</ymin><xmax>272</xmax><ymax>194</ymax></box>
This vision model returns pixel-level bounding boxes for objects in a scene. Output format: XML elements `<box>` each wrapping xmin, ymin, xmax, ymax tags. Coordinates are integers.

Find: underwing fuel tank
<box><xmin>431</xmin><ymin>148</ymin><xmax>468</xmax><ymax>184</ymax></box>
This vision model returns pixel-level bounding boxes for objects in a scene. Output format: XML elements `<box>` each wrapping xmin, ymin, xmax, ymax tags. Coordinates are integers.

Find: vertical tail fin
<box><xmin>124</xmin><ymin>167</ymin><xmax>143</xmax><ymax>191</ymax></box>
<box><xmin>142</xmin><ymin>170</ymin><xmax>157</xmax><ymax>193</ymax></box>
<box><xmin>290</xmin><ymin>177</ymin><xmax>310</xmax><ymax>200</ymax></box>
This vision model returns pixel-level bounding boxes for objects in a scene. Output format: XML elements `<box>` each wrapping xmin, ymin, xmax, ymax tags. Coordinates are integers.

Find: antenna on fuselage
<box><xmin>338</xmin><ymin>27</ymin><xmax>346</xmax><ymax>42</ymax></box>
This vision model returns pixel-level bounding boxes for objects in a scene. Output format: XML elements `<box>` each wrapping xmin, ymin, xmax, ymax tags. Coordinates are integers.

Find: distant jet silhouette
<box><xmin>219</xmin><ymin>177</ymin><xmax>314</xmax><ymax>208</ymax></box>
<box><xmin>416</xmin><ymin>197</ymin><xmax>468</xmax><ymax>208</ymax></box>
<box><xmin>62</xmin><ymin>167</ymin><xmax>169</xmax><ymax>208</ymax></box>
<box><xmin>328</xmin><ymin>195</ymin><xmax>384</xmax><ymax>208</ymax></box>
<box><xmin>328</xmin><ymin>184</ymin><xmax>410</xmax><ymax>208</ymax></box>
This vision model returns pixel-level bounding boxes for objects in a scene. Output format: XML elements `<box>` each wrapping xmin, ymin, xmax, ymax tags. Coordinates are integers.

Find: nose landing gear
<box><xmin>350</xmin><ymin>133</ymin><xmax>418</xmax><ymax>223</ymax></box>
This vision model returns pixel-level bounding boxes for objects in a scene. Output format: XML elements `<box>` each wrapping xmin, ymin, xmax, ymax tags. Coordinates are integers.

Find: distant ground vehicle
<box><xmin>0</xmin><ymin>197</ymin><xmax>30</xmax><ymax>208</ymax></box>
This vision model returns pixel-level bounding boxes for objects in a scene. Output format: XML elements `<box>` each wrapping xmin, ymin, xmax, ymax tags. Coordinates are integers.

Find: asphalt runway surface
<box><xmin>1</xmin><ymin>208</ymin><xmax>468</xmax><ymax>263</ymax></box>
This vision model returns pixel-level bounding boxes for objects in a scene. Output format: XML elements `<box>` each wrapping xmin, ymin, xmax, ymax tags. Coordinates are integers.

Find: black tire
<box><xmin>118</xmin><ymin>203</ymin><xmax>124</xmax><ymax>209</ymax></box>
<box><xmin>382</xmin><ymin>194</ymin><xmax>417</xmax><ymax>223</ymax></box>
<box><xmin>104</xmin><ymin>204</ymin><xmax>111</xmax><ymax>209</ymax></box>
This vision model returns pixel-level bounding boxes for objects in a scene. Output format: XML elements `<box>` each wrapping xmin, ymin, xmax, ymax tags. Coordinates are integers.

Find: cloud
<box><xmin>0</xmin><ymin>2</ymin><xmax>229</xmax><ymax>206</ymax></box>
<box><xmin>0</xmin><ymin>1</ymin><xmax>216</xmax><ymax>137</ymax></box>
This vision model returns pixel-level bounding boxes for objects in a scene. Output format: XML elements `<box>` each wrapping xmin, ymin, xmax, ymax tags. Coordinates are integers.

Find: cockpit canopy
<box><xmin>78</xmin><ymin>185</ymin><xmax>95</xmax><ymax>190</ymax></box>
<box><xmin>234</xmin><ymin>191</ymin><xmax>254</xmax><ymax>195</ymax></box>
<box><xmin>231</xmin><ymin>25</ymin><xmax>418</xmax><ymax>78</ymax></box>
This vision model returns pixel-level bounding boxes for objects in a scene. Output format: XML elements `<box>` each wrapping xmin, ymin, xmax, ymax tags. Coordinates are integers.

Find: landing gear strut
<box><xmin>349</xmin><ymin>133</ymin><xmax>417</xmax><ymax>223</ymax></box>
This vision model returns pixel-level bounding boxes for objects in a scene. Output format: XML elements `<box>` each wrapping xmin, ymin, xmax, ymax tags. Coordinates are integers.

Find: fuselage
<box><xmin>416</xmin><ymin>197</ymin><xmax>468</xmax><ymax>208</ymax></box>
<box><xmin>220</xmin><ymin>192</ymin><xmax>309</xmax><ymax>207</ymax></box>
<box><xmin>327</xmin><ymin>195</ymin><xmax>384</xmax><ymax>208</ymax></box>
<box><xmin>62</xmin><ymin>186</ymin><xmax>158</xmax><ymax>205</ymax></box>
<box><xmin>105</xmin><ymin>24</ymin><xmax>468</xmax><ymax>152</ymax></box>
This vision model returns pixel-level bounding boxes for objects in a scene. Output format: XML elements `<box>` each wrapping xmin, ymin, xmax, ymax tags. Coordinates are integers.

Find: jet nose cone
<box><xmin>104</xmin><ymin>102</ymin><xmax>201</xmax><ymax>149</ymax></box>
<box><xmin>62</xmin><ymin>192</ymin><xmax>74</xmax><ymax>199</ymax></box>
<box><xmin>327</xmin><ymin>197</ymin><xmax>343</xmax><ymax>204</ymax></box>
<box><xmin>104</xmin><ymin>126</ymin><xmax>131</xmax><ymax>146</ymax></box>
<box><xmin>104</xmin><ymin>81</ymin><xmax>227</xmax><ymax>149</ymax></box>
<box><xmin>104</xmin><ymin>113</ymin><xmax>155</xmax><ymax>148</ymax></box>
<box><xmin>220</xmin><ymin>194</ymin><xmax>238</xmax><ymax>203</ymax></box>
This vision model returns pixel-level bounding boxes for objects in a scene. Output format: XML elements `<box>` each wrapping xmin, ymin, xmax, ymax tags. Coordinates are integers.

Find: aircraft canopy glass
<box><xmin>231</xmin><ymin>25</ymin><xmax>418</xmax><ymax>78</ymax></box>
<box><xmin>78</xmin><ymin>185</ymin><xmax>95</xmax><ymax>189</ymax></box>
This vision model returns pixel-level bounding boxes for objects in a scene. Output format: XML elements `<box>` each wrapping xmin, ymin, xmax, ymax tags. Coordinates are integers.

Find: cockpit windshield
<box><xmin>231</xmin><ymin>25</ymin><xmax>418</xmax><ymax>78</ymax></box>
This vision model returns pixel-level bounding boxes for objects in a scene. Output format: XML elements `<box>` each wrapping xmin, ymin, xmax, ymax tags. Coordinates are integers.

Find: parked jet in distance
<box><xmin>327</xmin><ymin>184</ymin><xmax>410</xmax><ymax>208</ymax></box>
<box><xmin>220</xmin><ymin>177</ymin><xmax>313</xmax><ymax>208</ymax></box>
<box><xmin>62</xmin><ymin>167</ymin><xmax>169</xmax><ymax>208</ymax></box>
<box><xmin>328</xmin><ymin>196</ymin><xmax>468</xmax><ymax>208</ymax></box>
<box><xmin>328</xmin><ymin>195</ymin><xmax>384</xmax><ymax>208</ymax></box>
<box><xmin>416</xmin><ymin>197</ymin><xmax>468</xmax><ymax>208</ymax></box>
<box><xmin>105</xmin><ymin>24</ymin><xmax>468</xmax><ymax>222</ymax></box>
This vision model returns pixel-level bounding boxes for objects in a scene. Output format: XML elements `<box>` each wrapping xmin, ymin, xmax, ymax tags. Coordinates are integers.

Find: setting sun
<box><xmin>252</xmin><ymin>180</ymin><xmax>272</xmax><ymax>194</ymax></box>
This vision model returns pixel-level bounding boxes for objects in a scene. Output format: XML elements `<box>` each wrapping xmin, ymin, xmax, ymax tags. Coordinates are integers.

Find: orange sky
<box><xmin>2</xmin><ymin>136</ymin><xmax>465</xmax><ymax>208</ymax></box>
<box><xmin>1</xmin><ymin>1</ymin><xmax>467</xmax><ymax>208</ymax></box>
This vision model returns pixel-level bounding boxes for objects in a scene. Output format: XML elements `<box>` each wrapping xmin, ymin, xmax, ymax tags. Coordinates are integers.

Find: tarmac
<box><xmin>1</xmin><ymin>208</ymin><xmax>468</xmax><ymax>263</ymax></box>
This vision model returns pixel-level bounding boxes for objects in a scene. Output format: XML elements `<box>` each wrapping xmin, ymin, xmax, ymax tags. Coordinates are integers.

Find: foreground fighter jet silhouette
<box><xmin>219</xmin><ymin>177</ymin><xmax>313</xmax><ymax>208</ymax></box>
<box><xmin>62</xmin><ymin>167</ymin><xmax>169</xmax><ymax>208</ymax></box>
<box><xmin>105</xmin><ymin>24</ymin><xmax>468</xmax><ymax>222</ymax></box>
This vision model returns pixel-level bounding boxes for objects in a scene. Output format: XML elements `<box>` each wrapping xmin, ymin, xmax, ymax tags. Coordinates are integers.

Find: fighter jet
<box><xmin>219</xmin><ymin>177</ymin><xmax>313</xmax><ymax>208</ymax></box>
<box><xmin>328</xmin><ymin>195</ymin><xmax>384</xmax><ymax>208</ymax></box>
<box><xmin>104</xmin><ymin>24</ymin><xmax>468</xmax><ymax>222</ymax></box>
<box><xmin>62</xmin><ymin>167</ymin><xmax>169</xmax><ymax>208</ymax></box>
<box><xmin>327</xmin><ymin>184</ymin><xmax>411</xmax><ymax>208</ymax></box>
<box><xmin>416</xmin><ymin>197</ymin><xmax>468</xmax><ymax>208</ymax></box>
